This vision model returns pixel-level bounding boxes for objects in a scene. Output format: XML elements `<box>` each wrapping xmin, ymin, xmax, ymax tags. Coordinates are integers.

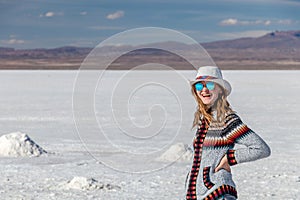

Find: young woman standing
<box><xmin>185</xmin><ymin>66</ymin><xmax>271</xmax><ymax>200</ymax></box>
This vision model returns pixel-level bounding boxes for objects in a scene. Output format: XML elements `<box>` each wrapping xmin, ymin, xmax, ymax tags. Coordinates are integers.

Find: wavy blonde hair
<box><xmin>191</xmin><ymin>83</ymin><xmax>233</xmax><ymax>129</ymax></box>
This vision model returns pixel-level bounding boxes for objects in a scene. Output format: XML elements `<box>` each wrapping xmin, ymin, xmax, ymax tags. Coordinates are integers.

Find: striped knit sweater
<box><xmin>185</xmin><ymin>112</ymin><xmax>271</xmax><ymax>200</ymax></box>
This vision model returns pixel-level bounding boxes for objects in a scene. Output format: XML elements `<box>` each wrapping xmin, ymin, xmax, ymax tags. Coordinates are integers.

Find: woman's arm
<box><xmin>226</xmin><ymin>115</ymin><xmax>271</xmax><ymax>166</ymax></box>
<box><xmin>227</xmin><ymin>129</ymin><xmax>271</xmax><ymax>166</ymax></box>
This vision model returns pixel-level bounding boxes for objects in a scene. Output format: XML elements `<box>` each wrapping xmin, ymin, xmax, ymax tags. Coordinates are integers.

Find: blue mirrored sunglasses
<box><xmin>194</xmin><ymin>81</ymin><xmax>215</xmax><ymax>91</ymax></box>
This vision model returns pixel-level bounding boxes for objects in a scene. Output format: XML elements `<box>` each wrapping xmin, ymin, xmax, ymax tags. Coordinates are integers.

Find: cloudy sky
<box><xmin>1</xmin><ymin>0</ymin><xmax>300</xmax><ymax>49</ymax></box>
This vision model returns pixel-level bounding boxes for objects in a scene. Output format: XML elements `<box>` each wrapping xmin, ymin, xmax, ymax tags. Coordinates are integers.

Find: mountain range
<box><xmin>0</xmin><ymin>30</ymin><xmax>299</xmax><ymax>70</ymax></box>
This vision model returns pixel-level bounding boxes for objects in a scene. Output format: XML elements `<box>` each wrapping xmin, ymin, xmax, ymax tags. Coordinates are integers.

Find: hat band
<box><xmin>196</xmin><ymin>75</ymin><xmax>217</xmax><ymax>80</ymax></box>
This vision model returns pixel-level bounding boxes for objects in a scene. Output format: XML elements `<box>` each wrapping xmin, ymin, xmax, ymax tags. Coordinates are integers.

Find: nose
<box><xmin>202</xmin><ymin>85</ymin><xmax>209</xmax><ymax>92</ymax></box>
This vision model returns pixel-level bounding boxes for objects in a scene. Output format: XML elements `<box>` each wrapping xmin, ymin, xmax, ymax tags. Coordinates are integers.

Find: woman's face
<box><xmin>195</xmin><ymin>81</ymin><xmax>221</xmax><ymax>106</ymax></box>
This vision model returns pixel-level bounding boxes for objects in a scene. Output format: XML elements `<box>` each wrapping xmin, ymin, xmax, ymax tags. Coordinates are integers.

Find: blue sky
<box><xmin>1</xmin><ymin>0</ymin><xmax>300</xmax><ymax>49</ymax></box>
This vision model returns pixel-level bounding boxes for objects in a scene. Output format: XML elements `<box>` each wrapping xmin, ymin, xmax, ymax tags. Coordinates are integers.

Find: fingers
<box><xmin>214</xmin><ymin>166</ymin><xmax>231</xmax><ymax>173</ymax></box>
<box><xmin>214</xmin><ymin>155</ymin><xmax>231</xmax><ymax>173</ymax></box>
<box><xmin>214</xmin><ymin>165</ymin><xmax>221</xmax><ymax>172</ymax></box>
<box><xmin>214</xmin><ymin>163</ymin><xmax>231</xmax><ymax>173</ymax></box>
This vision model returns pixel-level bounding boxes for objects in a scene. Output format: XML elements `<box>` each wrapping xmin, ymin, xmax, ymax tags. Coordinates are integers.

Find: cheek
<box><xmin>213</xmin><ymin>86</ymin><xmax>221</xmax><ymax>95</ymax></box>
<box><xmin>212</xmin><ymin>89</ymin><xmax>221</xmax><ymax>101</ymax></box>
<box><xmin>212</xmin><ymin>93</ymin><xmax>219</xmax><ymax>100</ymax></box>
<box><xmin>214</xmin><ymin>90</ymin><xmax>222</xmax><ymax>100</ymax></box>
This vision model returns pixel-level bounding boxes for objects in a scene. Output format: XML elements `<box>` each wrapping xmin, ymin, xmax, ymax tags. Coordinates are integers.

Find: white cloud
<box><xmin>1</xmin><ymin>39</ymin><xmax>25</xmax><ymax>45</ymax></box>
<box><xmin>9</xmin><ymin>34</ymin><xmax>17</xmax><ymax>38</ymax></box>
<box><xmin>220</xmin><ymin>18</ymin><xmax>273</xmax><ymax>26</ymax></box>
<box><xmin>277</xmin><ymin>19</ymin><xmax>292</xmax><ymax>25</ymax></box>
<box><xmin>0</xmin><ymin>35</ymin><xmax>25</xmax><ymax>45</ymax></box>
<box><xmin>106</xmin><ymin>11</ymin><xmax>124</xmax><ymax>20</ymax></box>
<box><xmin>219</xmin><ymin>18</ymin><xmax>299</xmax><ymax>26</ymax></box>
<box><xmin>220</xmin><ymin>18</ymin><xmax>238</xmax><ymax>26</ymax></box>
<box><xmin>264</xmin><ymin>20</ymin><xmax>271</xmax><ymax>25</ymax></box>
<box><xmin>40</xmin><ymin>11</ymin><xmax>64</xmax><ymax>18</ymax></box>
<box><xmin>45</xmin><ymin>12</ymin><xmax>54</xmax><ymax>17</ymax></box>
<box><xmin>80</xmin><ymin>11</ymin><xmax>87</xmax><ymax>16</ymax></box>
<box><xmin>89</xmin><ymin>26</ymin><xmax>125</xmax><ymax>30</ymax></box>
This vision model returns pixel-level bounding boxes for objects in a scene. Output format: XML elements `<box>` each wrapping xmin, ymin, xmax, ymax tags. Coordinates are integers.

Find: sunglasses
<box><xmin>194</xmin><ymin>81</ymin><xmax>215</xmax><ymax>91</ymax></box>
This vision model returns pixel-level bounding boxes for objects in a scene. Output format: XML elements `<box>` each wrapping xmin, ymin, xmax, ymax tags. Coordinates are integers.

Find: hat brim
<box><xmin>189</xmin><ymin>79</ymin><xmax>232</xmax><ymax>96</ymax></box>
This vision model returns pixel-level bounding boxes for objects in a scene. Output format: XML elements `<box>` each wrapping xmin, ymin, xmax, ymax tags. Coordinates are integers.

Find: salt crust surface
<box><xmin>0</xmin><ymin>71</ymin><xmax>299</xmax><ymax>199</ymax></box>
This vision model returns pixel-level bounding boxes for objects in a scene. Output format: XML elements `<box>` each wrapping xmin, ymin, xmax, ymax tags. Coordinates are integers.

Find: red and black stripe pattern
<box><xmin>203</xmin><ymin>122</ymin><xmax>251</xmax><ymax>148</ymax></box>
<box><xmin>203</xmin><ymin>167</ymin><xmax>215</xmax><ymax>190</ymax></box>
<box><xmin>227</xmin><ymin>149</ymin><xmax>237</xmax><ymax>166</ymax></box>
<box><xmin>204</xmin><ymin>185</ymin><xmax>237</xmax><ymax>200</ymax></box>
<box><xmin>186</xmin><ymin>119</ymin><xmax>208</xmax><ymax>200</ymax></box>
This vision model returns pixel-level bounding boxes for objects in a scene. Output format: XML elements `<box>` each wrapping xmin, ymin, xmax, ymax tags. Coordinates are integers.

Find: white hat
<box><xmin>190</xmin><ymin>66</ymin><xmax>232</xmax><ymax>96</ymax></box>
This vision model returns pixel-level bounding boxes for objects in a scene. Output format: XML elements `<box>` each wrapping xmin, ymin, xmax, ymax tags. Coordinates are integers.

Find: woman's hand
<box><xmin>215</xmin><ymin>155</ymin><xmax>231</xmax><ymax>173</ymax></box>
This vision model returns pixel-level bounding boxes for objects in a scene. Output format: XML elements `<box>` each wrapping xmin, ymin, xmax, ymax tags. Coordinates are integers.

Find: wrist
<box><xmin>227</xmin><ymin>149</ymin><xmax>237</xmax><ymax>166</ymax></box>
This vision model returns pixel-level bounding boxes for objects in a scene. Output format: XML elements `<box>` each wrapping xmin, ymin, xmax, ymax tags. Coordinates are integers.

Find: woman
<box><xmin>185</xmin><ymin>66</ymin><xmax>271</xmax><ymax>200</ymax></box>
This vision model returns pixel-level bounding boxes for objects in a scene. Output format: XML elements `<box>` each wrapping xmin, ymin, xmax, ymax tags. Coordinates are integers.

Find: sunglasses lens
<box><xmin>206</xmin><ymin>82</ymin><xmax>215</xmax><ymax>90</ymax></box>
<box><xmin>195</xmin><ymin>83</ymin><xmax>203</xmax><ymax>91</ymax></box>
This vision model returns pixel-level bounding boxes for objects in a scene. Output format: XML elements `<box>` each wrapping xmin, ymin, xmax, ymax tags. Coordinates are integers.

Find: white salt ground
<box><xmin>0</xmin><ymin>70</ymin><xmax>299</xmax><ymax>199</ymax></box>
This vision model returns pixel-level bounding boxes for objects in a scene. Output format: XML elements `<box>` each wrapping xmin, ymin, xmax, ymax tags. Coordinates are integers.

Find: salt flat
<box><xmin>0</xmin><ymin>70</ymin><xmax>299</xmax><ymax>199</ymax></box>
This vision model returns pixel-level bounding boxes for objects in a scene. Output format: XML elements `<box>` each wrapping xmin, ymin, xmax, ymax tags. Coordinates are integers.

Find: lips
<box><xmin>201</xmin><ymin>93</ymin><xmax>211</xmax><ymax>97</ymax></box>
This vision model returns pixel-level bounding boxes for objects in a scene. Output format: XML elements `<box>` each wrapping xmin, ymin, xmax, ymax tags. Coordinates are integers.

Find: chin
<box><xmin>205</xmin><ymin>101</ymin><xmax>213</xmax><ymax>106</ymax></box>
<box><xmin>201</xmin><ymin>100</ymin><xmax>212</xmax><ymax>105</ymax></box>
<box><xmin>200</xmin><ymin>97</ymin><xmax>213</xmax><ymax>105</ymax></box>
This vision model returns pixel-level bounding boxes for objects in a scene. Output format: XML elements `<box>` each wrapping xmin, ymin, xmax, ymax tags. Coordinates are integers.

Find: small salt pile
<box><xmin>64</xmin><ymin>177</ymin><xmax>120</xmax><ymax>191</ymax></box>
<box><xmin>0</xmin><ymin>132</ymin><xmax>46</xmax><ymax>157</ymax></box>
<box><xmin>157</xmin><ymin>142</ymin><xmax>193</xmax><ymax>162</ymax></box>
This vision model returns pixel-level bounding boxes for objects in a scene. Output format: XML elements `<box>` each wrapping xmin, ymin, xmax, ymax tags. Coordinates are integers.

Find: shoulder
<box><xmin>225</xmin><ymin>112</ymin><xmax>243</xmax><ymax>124</ymax></box>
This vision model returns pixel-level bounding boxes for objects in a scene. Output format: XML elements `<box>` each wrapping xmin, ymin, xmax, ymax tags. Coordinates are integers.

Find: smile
<box><xmin>201</xmin><ymin>93</ymin><xmax>211</xmax><ymax>97</ymax></box>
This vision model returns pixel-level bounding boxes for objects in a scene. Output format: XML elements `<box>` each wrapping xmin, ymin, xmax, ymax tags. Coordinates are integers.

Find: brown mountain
<box><xmin>0</xmin><ymin>30</ymin><xmax>299</xmax><ymax>70</ymax></box>
<box><xmin>202</xmin><ymin>30</ymin><xmax>300</xmax><ymax>49</ymax></box>
<box><xmin>202</xmin><ymin>30</ymin><xmax>300</xmax><ymax>69</ymax></box>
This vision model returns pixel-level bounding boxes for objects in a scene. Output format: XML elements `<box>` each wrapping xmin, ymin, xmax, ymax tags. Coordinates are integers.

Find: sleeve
<box><xmin>225</xmin><ymin>115</ymin><xmax>271</xmax><ymax>166</ymax></box>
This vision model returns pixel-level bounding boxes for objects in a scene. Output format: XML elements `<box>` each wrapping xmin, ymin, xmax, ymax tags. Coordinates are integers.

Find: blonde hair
<box><xmin>191</xmin><ymin>83</ymin><xmax>233</xmax><ymax>129</ymax></box>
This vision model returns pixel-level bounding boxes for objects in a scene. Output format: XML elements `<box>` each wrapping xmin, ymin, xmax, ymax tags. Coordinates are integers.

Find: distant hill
<box><xmin>202</xmin><ymin>30</ymin><xmax>300</xmax><ymax>49</ymax></box>
<box><xmin>0</xmin><ymin>30</ymin><xmax>300</xmax><ymax>70</ymax></box>
<box><xmin>0</xmin><ymin>46</ymin><xmax>91</xmax><ymax>59</ymax></box>
<box><xmin>202</xmin><ymin>30</ymin><xmax>300</xmax><ymax>69</ymax></box>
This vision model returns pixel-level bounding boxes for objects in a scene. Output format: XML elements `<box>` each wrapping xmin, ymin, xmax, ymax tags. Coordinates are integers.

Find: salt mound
<box><xmin>157</xmin><ymin>143</ymin><xmax>193</xmax><ymax>162</ymax></box>
<box><xmin>64</xmin><ymin>177</ymin><xmax>120</xmax><ymax>191</ymax></box>
<box><xmin>0</xmin><ymin>132</ymin><xmax>46</xmax><ymax>157</ymax></box>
